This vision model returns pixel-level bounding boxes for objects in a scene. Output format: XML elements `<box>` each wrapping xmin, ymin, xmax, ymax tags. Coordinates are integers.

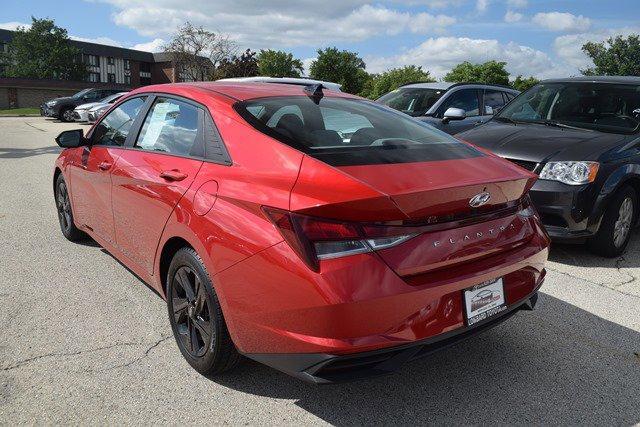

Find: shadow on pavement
<box><xmin>0</xmin><ymin>146</ymin><xmax>61</xmax><ymax>159</ymax></box>
<box><xmin>214</xmin><ymin>294</ymin><xmax>640</xmax><ymax>424</ymax></box>
<box><xmin>549</xmin><ymin>229</ymin><xmax>640</xmax><ymax>268</ymax></box>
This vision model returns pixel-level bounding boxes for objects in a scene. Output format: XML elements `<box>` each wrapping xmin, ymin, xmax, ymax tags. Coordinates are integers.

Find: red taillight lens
<box><xmin>262</xmin><ymin>207</ymin><xmax>416</xmax><ymax>271</ymax></box>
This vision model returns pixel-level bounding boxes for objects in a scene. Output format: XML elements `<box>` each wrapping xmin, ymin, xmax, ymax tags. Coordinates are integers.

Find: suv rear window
<box><xmin>235</xmin><ymin>96</ymin><xmax>481</xmax><ymax>166</ymax></box>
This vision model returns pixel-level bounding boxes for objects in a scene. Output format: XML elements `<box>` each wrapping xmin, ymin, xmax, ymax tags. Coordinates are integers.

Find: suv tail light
<box><xmin>262</xmin><ymin>207</ymin><xmax>416</xmax><ymax>271</ymax></box>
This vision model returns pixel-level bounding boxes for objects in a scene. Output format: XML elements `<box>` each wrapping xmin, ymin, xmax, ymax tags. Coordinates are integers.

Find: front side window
<box><xmin>135</xmin><ymin>97</ymin><xmax>202</xmax><ymax>157</ymax></box>
<box><xmin>497</xmin><ymin>82</ymin><xmax>640</xmax><ymax>133</ymax></box>
<box><xmin>236</xmin><ymin>96</ymin><xmax>481</xmax><ymax>166</ymax></box>
<box><xmin>92</xmin><ymin>97</ymin><xmax>147</xmax><ymax>146</ymax></box>
<box><xmin>439</xmin><ymin>89</ymin><xmax>480</xmax><ymax>117</ymax></box>
<box><xmin>484</xmin><ymin>90</ymin><xmax>506</xmax><ymax>114</ymax></box>
<box><xmin>377</xmin><ymin>88</ymin><xmax>445</xmax><ymax>117</ymax></box>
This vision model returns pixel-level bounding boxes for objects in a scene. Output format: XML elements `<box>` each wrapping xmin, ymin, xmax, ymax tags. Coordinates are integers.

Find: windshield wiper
<box><xmin>535</xmin><ymin>120</ymin><xmax>592</xmax><ymax>131</ymax></box>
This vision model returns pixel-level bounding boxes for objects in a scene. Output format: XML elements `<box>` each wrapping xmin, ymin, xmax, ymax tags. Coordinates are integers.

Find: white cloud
<box><xmin>104</xmin><ymin>1</ymin><xmax>456</xmax><ymax>48</ymax></box>
<box><xmin>506</xmin><ymin>0</ymin><xmax>527</xmax><ymax>8</ymax></box>
<box><xmin>131</xmin><ymin>38</ymin><xmax>166</xmax><ymax>52</ymax></box>
<box><xmin>532</xmin><ymin>12</ymin><xmax>591</xmax><ymax>33</ymax></box>
<box><xmin>504</xmin><ymin>11</ymin><xmax>523</xmax><ymax>23</ymax></box>
<box><xmin>364</xmin><ymin>36</ymin><xmax>563</xmax><ymax>79</ymax></box>
<box><xmin>0</xmin><ymin>21</ymin><xmax>30</xmax><ymax>30</ymax></box>
<box><xmin>476</xmin><ymin>0</ymin><xmax>489</xmax><ymax>12</ymax></box>
<box><xmin>553</xmin><ymin>26</ymin><xmax>640</xmax><ymax>71</ymax></box>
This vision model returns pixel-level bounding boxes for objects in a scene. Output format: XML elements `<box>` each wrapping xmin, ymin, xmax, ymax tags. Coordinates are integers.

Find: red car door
<box><xmin>67</xmin><ymin>96</ymin><xmax>148</xmax><ymax>244</ymax></box>
<box><xmin>110</xmin><ymin>96</ymin><xmax>204</xmax><ymax>275</ymax></box>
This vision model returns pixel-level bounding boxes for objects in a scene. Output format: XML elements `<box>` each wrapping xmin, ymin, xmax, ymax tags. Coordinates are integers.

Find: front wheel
<box><xmin>588</xmin><ymin>186</ymin><xmax>637</xmax><ymax>257</ymax></box>
<box><xmin>59</xmin><ymin>107</ymin><xmax>74</xmax><ymax>122</ymax></box>
<box><xmin>55</xmin><ymin>174</ymin><xmax>86</xmax><ymax>241</ymax></box>
<box><xmin>166</xmin><ymin>247</ymin><xmax>241</xmax><ymax>375</ymax></box>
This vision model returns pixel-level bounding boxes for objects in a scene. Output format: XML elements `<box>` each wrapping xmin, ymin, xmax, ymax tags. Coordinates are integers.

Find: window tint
<box><xmin>484</xmin><ymin>90</ymin><xmax>506</xmax><ymax>114</ymax></box>
<box><xmin>135</xmin><ymin>97</ymin><xmax>201</xmax><ymax>157</ymax></box>
<box><xmin>377</xmin><ymin>88</ymin><xmax>445</xmax><ymax>117</ymax></box>
<box><xmin>92</xmin><ymin>97</ymin><xmax>147</xmax><ymax>146</ymax></box>
<box><xmin>440</xmin><ymin>89</ymin><xmax>479</xmax><ymax>117</ymax></box>
<box><xmin>236</xmin><ymin>96</ymin><xmax>481</xmax><ymax>166</ymax></box>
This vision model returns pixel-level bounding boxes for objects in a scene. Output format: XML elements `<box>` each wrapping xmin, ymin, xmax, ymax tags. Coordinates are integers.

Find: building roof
<box><xmin>541</xmin><ymin>76</ymin><xmax>640</xmax><ymax>84</ymax></box>
<box><xmin>0</xmin><ymin>29</ymin><xmax>157</xmax><ymax>62</ymax></box>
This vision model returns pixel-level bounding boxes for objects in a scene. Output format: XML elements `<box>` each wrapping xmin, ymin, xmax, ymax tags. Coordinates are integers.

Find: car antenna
<box><xmin>303</xmin><ymin>83</ymin><xmax>324</xmax><ymax>104</ymax></box>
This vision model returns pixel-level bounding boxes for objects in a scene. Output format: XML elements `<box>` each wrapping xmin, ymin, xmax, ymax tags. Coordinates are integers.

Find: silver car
<box><xmin>73</xmin><ymin>92</ymin><xmax>128</xmax><ymax>122</ymax></box>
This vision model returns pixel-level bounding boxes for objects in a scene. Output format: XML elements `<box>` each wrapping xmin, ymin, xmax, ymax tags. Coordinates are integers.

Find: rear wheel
<box><xmin>55</xmin><ymin>174</ymin><xmax>85</xmax><ymax>241</ymax></box>
<box><xmin>588</xmin><ymin>186</ymin><xmax>637</xmax><ymax>257</ymax></box>
<box><xmin>166</xmin><ymin>247</ymin><xmax>241</xmax><ymax>375</ymax></box>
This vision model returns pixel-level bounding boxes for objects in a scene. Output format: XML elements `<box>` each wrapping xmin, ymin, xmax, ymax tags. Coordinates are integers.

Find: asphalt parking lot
<box><xmin>0</xmin><ymin>116</ymin><xmax>639</xmax><ymax>425</ymax></box>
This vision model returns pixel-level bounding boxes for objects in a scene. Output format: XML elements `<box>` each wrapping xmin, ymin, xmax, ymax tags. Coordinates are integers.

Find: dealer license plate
<box><xmin>464</xmin><ymin>278</ymin><xmax>507</xmax><ymax>326</ymax></box>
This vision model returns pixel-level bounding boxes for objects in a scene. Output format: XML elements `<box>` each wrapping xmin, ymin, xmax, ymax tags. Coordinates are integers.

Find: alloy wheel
<box><xmin>56</xmin><ymin>181</ymin><xmax>72</xmax><ymax>232</ymax></box>
<box><xmin>613</xmin><ymin>197</ymin><xmax>633</xmax><ymax>248</ymax></box>
<box><xmin>63</xmin><ymin>109</ymin><xmax>75</xmax><ymax>122</ymax></box>
<box><xmin>171</xmin><ymin>266</ymin><xmax>213</xmax><ymax>357</ymax></box>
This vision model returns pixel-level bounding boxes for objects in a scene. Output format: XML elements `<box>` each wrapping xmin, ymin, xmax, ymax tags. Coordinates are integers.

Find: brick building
<box><xmin>0</xmin><ymin>29</ymin><xmax>211</xmax><ymax>108</ymax></box>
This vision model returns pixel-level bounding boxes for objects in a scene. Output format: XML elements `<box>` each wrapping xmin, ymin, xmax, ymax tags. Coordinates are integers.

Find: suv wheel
<box><xmin>588</xmin><ymin>186</ymin><xmax>637</xmax><ymax>257</ymax></box>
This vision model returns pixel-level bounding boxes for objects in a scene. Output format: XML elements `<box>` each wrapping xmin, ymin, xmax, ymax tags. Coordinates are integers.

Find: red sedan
<box><xmin>53</xmin><ymin>82</ymin><xmax>549</xmax><ymax>383</ymax></box>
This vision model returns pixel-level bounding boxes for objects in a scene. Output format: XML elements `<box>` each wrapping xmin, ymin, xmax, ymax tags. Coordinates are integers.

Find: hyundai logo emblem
<box><xmin>469</xmin><ymin>191</ymin><xmax>491</xmax><ymax>208</ymax></box>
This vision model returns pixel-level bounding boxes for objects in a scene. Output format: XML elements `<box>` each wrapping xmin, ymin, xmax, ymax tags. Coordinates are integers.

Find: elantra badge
<box><xmin>469</xmin><ymin>191</ymin><xmax>491</xmax><ymax>208</ymax></box>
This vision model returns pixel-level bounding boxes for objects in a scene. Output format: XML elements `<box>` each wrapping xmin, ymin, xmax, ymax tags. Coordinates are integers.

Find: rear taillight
<box><xmin>262</xmin><ymin>207</ymin><xmax>417</xmax><ymax>271</ymax></box>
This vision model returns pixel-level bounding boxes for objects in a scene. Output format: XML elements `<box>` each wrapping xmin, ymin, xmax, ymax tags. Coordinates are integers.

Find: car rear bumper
<box><xmin>245</xmin><ymin>287</ymin><xmax>542</xmax><ymax>384</ymax></box>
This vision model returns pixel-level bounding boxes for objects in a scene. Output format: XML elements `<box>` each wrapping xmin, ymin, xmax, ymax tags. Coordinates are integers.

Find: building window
<box><xmin>108</xmin><ymin>73</ymin><xmax>116</xmax><ymax>83</ymax></box>
<box><xmin>124</xmin><ymin>75</ymin><xmax>131</xmax><ymax>85</ymax></box>
<box><xmin>139</xmin><ymin>62</ymin><xmax>151</xmax><ymax>73</ymax></box>
<box><xmin>87</xmin><ymin>72</ymin><xmax>100</xmax><ymax>83</ymax></box>
<box><xmin>107</xmin><ymin>56</ymin><xmax>115</xmax><ymax>65</ymax></box>
<box><xmin>84</xmin><ymin>54</ymin><xmax>99</xmax><ymax>66</ymax></box>
<box><xmin>124</xmin><ymin>59</ymin><xmax>130</xmax><ymax>70</ymax></box>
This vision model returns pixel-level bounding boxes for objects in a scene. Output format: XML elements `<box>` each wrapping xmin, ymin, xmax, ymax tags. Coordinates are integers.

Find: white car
<box><xmin>73</xmin><ymin>92</ymin><xmax>128</xmax><ymax>122</ymax></box>
<box><xmin>217</xmin><ymin>76</ymin><xmax>342</xmax><ymax>92</ymax></box>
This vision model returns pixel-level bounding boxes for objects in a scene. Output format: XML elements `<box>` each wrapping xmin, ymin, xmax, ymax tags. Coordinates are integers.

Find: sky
<box><xmin>1</xmin><ymin>0</ymin><xmax>639</xmax><ymax>79</ymax></box>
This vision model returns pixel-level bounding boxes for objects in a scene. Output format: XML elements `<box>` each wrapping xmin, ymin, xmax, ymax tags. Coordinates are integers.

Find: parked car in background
<box><xmin>52</xmin><ymin>81</ymin><xmax>548</xmax><ymax>383</ymax></box>
<box><xmin>377</xmin><ymin>82</ymin><xmax>519</xmax><ymax>134</ymax></box>
<box><xmin>217</xmin><ymin>76</ymin><xmax>342</xmax><ymax>92</ymax></box>
<box><xmin>458</xmin><ymin>76</ymin><xmax>640</xmax><ymax>257</ymax></box>
<box><xmin>73</xmin><ymin>92</ymin><xmax>128</xmax><ymax>122</ymax></box>
<box><xmin>41</xmin><ymin>88</ymin><xmax>123</xmax><ymax>122</ymax></box>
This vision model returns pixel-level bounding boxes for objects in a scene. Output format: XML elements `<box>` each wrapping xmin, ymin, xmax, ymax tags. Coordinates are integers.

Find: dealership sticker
<box><xmin>464</xmin><ymin>278</ymin><xmax>507</xmax><ymax>326</ymax></box>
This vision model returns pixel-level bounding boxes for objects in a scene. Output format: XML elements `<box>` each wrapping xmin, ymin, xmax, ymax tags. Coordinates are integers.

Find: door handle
<box><xmin>160</xmin><ymin>169</ymin><xmax>188</xmax><ymax>181</ymax></box>
<box><xmin>98</xmin><ymin>161</ymin><xmax>112</xmax><ymax>171</ymax></box>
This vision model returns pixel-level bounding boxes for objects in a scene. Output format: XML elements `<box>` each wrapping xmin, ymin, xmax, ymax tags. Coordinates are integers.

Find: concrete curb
<box><xmin>0</xmin><ymin>114</ymin><xmax>41</xmax><ymax>118</ymax></box>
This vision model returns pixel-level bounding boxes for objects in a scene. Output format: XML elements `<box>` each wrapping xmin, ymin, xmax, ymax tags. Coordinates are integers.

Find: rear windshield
<box><xmin>376</xmin><ymin>88</ymin><xmax>445</xmax><ymax>116</ymax></box>
<box><xmin>235</xmin><ymin>96</ymin><xmax>480</xmax><ymax>166</ymax></box>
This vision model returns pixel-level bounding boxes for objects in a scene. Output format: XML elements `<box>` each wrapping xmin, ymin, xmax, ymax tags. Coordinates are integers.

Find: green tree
<box><xmin>2</xmin><ymin>17</ymin><xmax>86</xmax><ymax>81</ymax></box>
<box><xmin>363</xmin><ymin>65</ymin><xmax>435</xmax><ymax>99</ymax></box>
<box><xmin>444</xmin><ymin>60</ymin><xmax>510</xmax><ymax>85</ymax></box>
<box><xmin>581</xmin><ymin>35</ymin><xmax>640</xmax><ymax>76</ymax></box>
<box><xmin>215</xmin><ymin>49</ymin><xmax>259</xmax><ymax>79</ymax></box>
<box><xmin>511</xmin><ymin>75</ymin><xmax>540</xmax><ymax>92</ymax></box>
<box><xmin>309</xmin><ymin>47</ymin><xmax>368</xmax><ymax>94</ymax></box>
<box><xmin>257</xmin><ymin>49</ymin><xmax>303</xmax><ymax>77</ymax></box>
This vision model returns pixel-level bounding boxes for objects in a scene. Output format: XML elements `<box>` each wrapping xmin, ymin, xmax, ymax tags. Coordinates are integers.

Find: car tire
<box><xmin>166</xmin><ymin>247</ymin><xmax>241</xmax><ymax>375</ymax></box>
<box><xmin>59</xmin><ymin>107</ymin><xmax>74</xmax><ymax>122</ymax></box>
<box><xmin>55</xmin><ymin>174</ymin><xmax>86</xmax><ymax>241</ymax></box>
<box><xmin>588</xmin><ymin>185</ymin><xmax>637</xmax><ymax>257</ymax></box>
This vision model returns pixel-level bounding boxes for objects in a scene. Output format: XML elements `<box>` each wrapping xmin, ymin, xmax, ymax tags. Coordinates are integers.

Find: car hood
<box><xmin>457</xmin><ymin>121</ymin><xmax>630</xmax><ymax>162</ymax></box>
<box><xmin>88</xmin><ymin>102</ymin><xmax>109</xmax><ymax>112</ymax></box>
<box><xmin>75</xmin><ymin>102</ymin><xmax>102</xmax><ymax>110</ymax></box>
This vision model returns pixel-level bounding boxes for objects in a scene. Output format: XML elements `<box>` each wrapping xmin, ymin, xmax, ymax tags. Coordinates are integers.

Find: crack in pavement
<box><xmin>614</xmin><ymin>256</ymin><xmax>638</xmax><ymax>286</ymax></box>
<box><xmin>89</xmin><ymin>335</ymin><xmax>173</xmax><ymax>372</ymax></box>
<box><xmin>2</xmin><ymin>341</ymin><xmax>149</xmax><ymax>371</ymax></box>
<box><xmin>546</xmin><ymin>267</ymin><xmax>640</xmax><ymax>300</ymax></box>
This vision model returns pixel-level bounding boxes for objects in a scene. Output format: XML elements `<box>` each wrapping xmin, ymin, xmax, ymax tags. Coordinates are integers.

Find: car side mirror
<box><xmin>442</xmin><ymin>107</ymin><xmax>466</xmax><ymax>123</ymax></box>
<box><xmin>55</xmin><ymin>129</ymin><xmax>87</xmax><ymax>148</ymax></box>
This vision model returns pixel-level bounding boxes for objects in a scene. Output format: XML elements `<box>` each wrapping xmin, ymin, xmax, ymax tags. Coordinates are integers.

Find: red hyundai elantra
<box><xmin>53</xmin><ymin>82</ymin><xmax>549</xmax><ymax>383</ymax></box>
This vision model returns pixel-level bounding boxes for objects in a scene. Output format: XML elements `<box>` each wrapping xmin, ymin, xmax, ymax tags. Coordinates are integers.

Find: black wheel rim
<box><xmin>171</xmin><ymin>266</ymin><xmax>213</xmax><ymax>357</ymax></box>
<box><xmin>56</xmin><ymin>181</ymin><xmax>72</xmax><ymax>232</ymax></box>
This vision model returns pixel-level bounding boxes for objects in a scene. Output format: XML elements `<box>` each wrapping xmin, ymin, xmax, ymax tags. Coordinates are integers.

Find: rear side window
<box><xmin>235</xmin><ymin>96</ymin><xmax>481</xmax><ymax>166</ymax></box>
<box><xmin>135</xmin><ymin>97</ymin><xmax>203</xmax><ymax>157</ymax></box>
<box><xmin>92</xmin><ymin>96</ymin><xmax>147</xmax><ymax>146</ymax></box>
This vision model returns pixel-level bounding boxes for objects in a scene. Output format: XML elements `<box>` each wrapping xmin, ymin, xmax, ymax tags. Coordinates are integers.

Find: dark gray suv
<box><xmin>377</xmin><ymin>82</ymin><xmax>520</xmax><ymax>135</ymax></box>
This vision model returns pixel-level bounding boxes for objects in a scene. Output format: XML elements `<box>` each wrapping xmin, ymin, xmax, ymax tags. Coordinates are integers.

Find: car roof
<box><xmin>129</xmin><ymin>81</ymin><xmax>357</xmax><ymax>102</ymax></box>
<box><xmin>399</xmin><ymin>81</ymin><xmax>518</xmax><ymax>92</ymax></box>
<box><xmin>217</xmin><ymin>77</ymin><xmax>342</xmax><ymax>92</ymax></box>
<box><xmin>541</xmin><ymin>76</ymin><xmax>640</xmax><ymax>85</ymax></box>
